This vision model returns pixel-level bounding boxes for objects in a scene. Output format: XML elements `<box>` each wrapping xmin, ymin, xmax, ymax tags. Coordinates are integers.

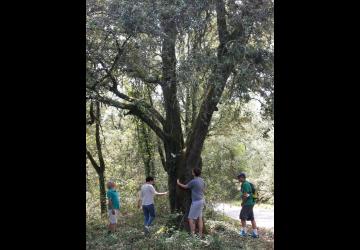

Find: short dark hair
<box><xmin>146</xmin><ymin>176</ymin><xmax>154</xmax><ymax>182</ymax></box>
<box><xmin>193</xmin><ymin>168</ymin><xmax>201</xmax><ymax>177</ymax></box>
<box><xmin>237</xmin><ymin>173</ymin><xmax>246</xmax><ymax>179</ymax></box>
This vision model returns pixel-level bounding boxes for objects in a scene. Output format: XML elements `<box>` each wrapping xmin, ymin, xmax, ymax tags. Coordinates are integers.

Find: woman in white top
<box><xmin>137</xmin><ymin>176</ymin><xmax>167</xmax><ymax>234</ymax></box>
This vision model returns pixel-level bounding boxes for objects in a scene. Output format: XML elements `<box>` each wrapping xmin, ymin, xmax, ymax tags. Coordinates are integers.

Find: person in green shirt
<box><xmin>237</xmin><ymin>173</ymin><xmax>258</xmax><ymax>238</ymax></box>
<box><xmin>107</xmin><ymin>180</ymin><xmax>120</xmax><ymax>234</ymax></box>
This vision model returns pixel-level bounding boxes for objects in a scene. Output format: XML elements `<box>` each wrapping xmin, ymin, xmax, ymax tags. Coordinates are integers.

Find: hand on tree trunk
<box><xmin>177</xmin><ymin>179</ymin><xmax>188</xmax><ymax>189</ymax></box>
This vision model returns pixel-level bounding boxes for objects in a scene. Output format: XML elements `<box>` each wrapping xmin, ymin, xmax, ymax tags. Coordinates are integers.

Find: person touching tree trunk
<box><xmin>177</xmin><ymin>168</ymin><xmax>206</xmax><ymax>237</ymax></box>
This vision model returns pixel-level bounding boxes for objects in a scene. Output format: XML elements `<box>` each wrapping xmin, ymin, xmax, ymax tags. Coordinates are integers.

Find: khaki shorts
<box><xmin>108</xmin><ymin>209</ymin><xmax>119</xmax><ymax>224</ymax></box>
<box><xmin>188</xmin><ymin>199</ymin><xmax>205</xmax><ymax>219</ymax></box>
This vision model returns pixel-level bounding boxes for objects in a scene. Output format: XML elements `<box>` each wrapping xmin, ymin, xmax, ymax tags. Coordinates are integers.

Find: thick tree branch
<box><xmin>90</xmin><ymin>34</ymin><xmax>160</xmax><ymax>88</ymax></box>
<box><xmin>108</xmin><ymin>80</ymin><xmax>166</xmax><ymax>126</ymax></box>
<box><xmin>88</xmin><ymin>36</ymin><xmax>165</xmax><ymax>128</ymax></box>
<box><xmin>95</xmin><ymin>57</ymin><xmax>166</xmax><ymax>127</ymax></box>
<box><xmin>112</xmin><ymin>35</ymin><xmax>132</xmax><ymax>70</ymax></box>
<box><xmin>115</xmin><ymin>36</ymin><xmax>162</xmax><ymax>85</ymax></box>
<box><xmin>122</xmin><ymin>67</ymin><xmax>161</xmax><ymax>85</ymax></box>
<box><xmin>157</xmin><ymin>137</ymin><xmax>167</xmax><ymax>172</ymax></box>
<box><xmin>216</xmin><ymin>0</ymin><xmax>230</xmax><ymax>46</ymax></box>
<box><xmin>100</xmin><ymin>35</ymin><xmax>132</xmax><ymax>79</ymax></box>
<box><xmin>95</xmin><ymin>102</ymin><xmax>106</xmax><ymax>172</ymax></box>
<box><xmin>87</xmin><ymin>101</ymin><xmax>95</xmax><ymax>125</ymax></box>
<box><xmin>86</xmin><ymin>148</ymin><xmax>101</xmax><ymax>175</ymax></box>
<box><xmin>94</xmin><ymin>95</ymin><xmax>166</xmax><ymax>141</ymax></box>
<box><xmin>184</xmin><ymin>0</ymin><xmax>243</xmax><ymax>169</ymax></box>
<box><xmin>160</xmin><ymin>13</ymin><xmax>185</xmax><ymax>148</ymax></box>
<box><xmin>147</xmin><ymin>86</ymin><xmax>167</xmax><ymax>172</ymax></box>
<box><xmin>86</xmin><ymin>102</ymin><xmax>105</xmax><ymax>174</ymax></box>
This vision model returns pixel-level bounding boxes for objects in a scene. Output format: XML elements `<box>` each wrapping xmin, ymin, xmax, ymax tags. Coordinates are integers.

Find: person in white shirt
<box><xmin>137</xmin><ymin>176</ymin><xmax>168</xmax><ymax>234</ymax></box>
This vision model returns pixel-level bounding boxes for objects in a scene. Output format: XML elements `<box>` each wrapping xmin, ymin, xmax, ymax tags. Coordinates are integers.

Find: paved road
<box><xmin>214</xmin><ymin>203</ymin><xmax>274</xmax><ymax>231</ymax></box>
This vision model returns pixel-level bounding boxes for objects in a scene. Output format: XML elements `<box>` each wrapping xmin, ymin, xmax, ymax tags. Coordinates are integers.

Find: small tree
<box><xmin>86</xmin><ymin>101</ymin><xmax>107</xmax><ymax>216</ymax></box>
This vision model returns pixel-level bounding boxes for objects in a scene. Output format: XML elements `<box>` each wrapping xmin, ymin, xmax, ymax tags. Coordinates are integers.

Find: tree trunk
<box><xmin>160</xmin><ymin>12</ymin><xmax>187</xmax><ymax>214</ymax></box>
<box><xmin>86</xmin><ymin>101</ymin><xmax>108</xmax><ymax>217</ymax></box>
<box><xmin>98</xmin><ymin>171</ymin><xmax>107</xmax><ymax>216</ymax></box>
<box><xmin>169</xmin><ymin>0</ymin><xmax>238</xmax><ymax>231</ymax></box>
<box><xmin>184</xmin><ymin>86</ymin><xmax>191</xmax><ymax>137</ymax></box>
<box><xmin>160</xmin><ymin>2</ymin><xmax>234</xmax><ymax>225</ymax></box>
<box><xmin>164</xmin><ymin>141</ymin><xmax>186</xmax><ymax>213</ymax></box>
<box><xmin>137</xmin><ymin>121</ymin><xmax>156</xmax><ymax>178</ymax></box>
<box><xmin>183</xmin><ymin>0</ymin><xmax>236</xmax><ymax>186</ymax></box>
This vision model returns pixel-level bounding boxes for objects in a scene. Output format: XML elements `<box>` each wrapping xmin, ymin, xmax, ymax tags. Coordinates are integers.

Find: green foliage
<box><xmin>86</xmin><ymin>0</ymin><xmax>274</xmax><ymax>247</ymax></box>
<box><xmin>86</xmin><ymin>0</ymin><xmax>274</xmax><ymax>116</ymax></box>
<box><xmin>203</xmin><ymin>99</ymin><xmax>274</xmax><ymax>204</ymax></box>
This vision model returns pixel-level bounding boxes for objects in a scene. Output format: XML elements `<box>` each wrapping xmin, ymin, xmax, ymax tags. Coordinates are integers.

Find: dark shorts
<box><xmin>239</xmin><ymin>205</ymin><xmax>254</xmax><ymax>221</ymax></box>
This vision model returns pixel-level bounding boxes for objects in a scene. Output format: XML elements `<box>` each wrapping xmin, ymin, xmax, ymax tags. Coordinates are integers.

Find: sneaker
<box><xmin>250</xmin><ymin>232</ymin><xmax>259</xmax><ymax>238</ymax></box>
<box><xmin>239</xmin><ymin>230</ymin><xmax>247</xmax><ymax>237</ymax></box>
<box><xmin>144</xmin><ymin>226</ymin><xmax>150</xmax><ymax>235</ymax></box>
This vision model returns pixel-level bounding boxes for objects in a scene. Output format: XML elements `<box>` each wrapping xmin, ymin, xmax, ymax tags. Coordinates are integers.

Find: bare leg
<box><xmin>188</xmin><ymin>219</ymin><xmax>195</xmax><ymax>234</ymax></box>
<box><xmin>251</xmin><ymin>219</ymin><xmax>257</xmax><ymax>229</ymax></box>
<box><xmin>110</xmin><ymin>223</ymin><xmax>116</xmax><ymax>233</ymax></box>
<box><xmin>198</xmin><ymin>217</ymin><xmax>203</xmax><ymax>237</ymax></box>
<box><xmin>241</xmin><ymin>219</ymin><xmax>246</xmax><ymax>228</ymax></box>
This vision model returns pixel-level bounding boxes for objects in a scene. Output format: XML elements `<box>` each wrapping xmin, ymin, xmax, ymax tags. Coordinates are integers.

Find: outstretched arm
<box><xmin>155</xmin><ymin>191</ymin><xmax>168</xmax><ymax>196</ymax></box>
<box><xmin>151</xmin><ymin>185</ymin><xmax>168</xmax><ymax>196</ymax></box>
<box><xmin>177</xmin><ymin>179</ymin><xmax>188</xmax><ymax>189</ymax></box>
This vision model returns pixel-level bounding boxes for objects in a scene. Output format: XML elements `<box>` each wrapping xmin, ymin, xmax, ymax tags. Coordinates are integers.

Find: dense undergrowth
<box><xmin>86</xmin><ymin>199</ymin><xmax>274</xmax><ymax>250</ymax></box>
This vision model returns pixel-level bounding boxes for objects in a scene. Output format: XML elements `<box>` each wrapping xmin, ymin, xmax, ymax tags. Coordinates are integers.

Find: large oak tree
<box><xmin>86</xmin><ymin>0</ymin><xmax>273</xmax><ymax>221</ymax></box>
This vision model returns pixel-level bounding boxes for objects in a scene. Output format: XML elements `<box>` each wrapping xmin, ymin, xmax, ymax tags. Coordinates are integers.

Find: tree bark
<box><xmin>184</xmin><ymin>86</ymin><xmax>191</xmax><ymax>137</ymax></box>
<box><xmin>98</xmin><ymin>171</ymin><xmax>107</xmax><ymax>215</ymax></box>
<box><xmin>172</xmin><ymin>0</ymin><xmax>242</xmax><ymax>229</ymax></box>
<box><xmin>86</xmin><ymin>101</ymin><xmax>107</xmax><ymax>216</ymax></box>
<box><xmin>160</xmin><ymin>12</ymin><xmax>188</xmax><ymax>214</ymax></box>
<box><xmin>184</xmin><ymin>0</ymin><xmax>240</xmax><ymax>182</ymax></box>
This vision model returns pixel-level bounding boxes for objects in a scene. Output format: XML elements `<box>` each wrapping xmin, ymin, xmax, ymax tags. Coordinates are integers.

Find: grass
<box><xmin>87</xmin><ymin>203</ymin><xmax>274</xmax><ymax>250</ymax></box>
